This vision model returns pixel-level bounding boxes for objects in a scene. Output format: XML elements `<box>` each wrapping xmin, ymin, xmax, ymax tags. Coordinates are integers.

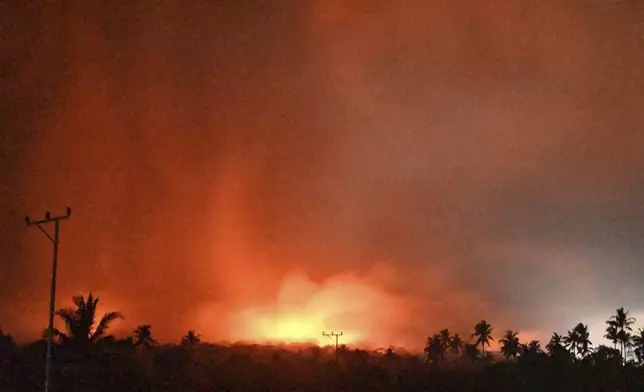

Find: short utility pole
<box><xmin>26</xmin><ymin>207</ymin><xmax>72</xmax><ymax>392</ymax></box>
<box><xmin>323</xmin><ymin>331</ymin><xmax>344</xmax><ymax>354</ymax></box>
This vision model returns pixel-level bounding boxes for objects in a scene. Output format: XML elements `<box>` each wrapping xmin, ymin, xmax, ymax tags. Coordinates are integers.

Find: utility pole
<box><xmin>26</xmin><ymin>207</ymin><xmax>71</xmax><ymax>392</ymax></box>
<box><xmin>323</xmin><ymin>331</ymin><xmax>343</xmax><ymax>354</ymax></box>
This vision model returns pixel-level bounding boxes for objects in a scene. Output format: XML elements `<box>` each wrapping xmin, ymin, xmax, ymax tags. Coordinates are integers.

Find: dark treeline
<box><xmin>2</xmin><ymin>294</ymin><xmax>644</xmax><ymax>391</ymax></box>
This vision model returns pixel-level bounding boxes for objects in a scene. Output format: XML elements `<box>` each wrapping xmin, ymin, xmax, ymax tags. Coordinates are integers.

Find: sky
<box><xmin>1</xmin><ymin>1</ymin><xmax>644</xmax><ymax>351</ymax></box>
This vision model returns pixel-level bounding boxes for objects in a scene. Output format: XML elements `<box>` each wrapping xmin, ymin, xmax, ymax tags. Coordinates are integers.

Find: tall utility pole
<box><xmin>26</xmin><ymin>207</ymin><xmax>71</xmax><ymax>392</ymax></box>
<box><xmin>323</xmin><ymin>331</ymin><xmax>343</xmax><ymax>354</ymax></box>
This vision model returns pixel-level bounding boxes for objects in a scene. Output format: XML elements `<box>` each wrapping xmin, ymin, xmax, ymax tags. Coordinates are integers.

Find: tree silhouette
<box><xmin>563</xmin><ymin>328</ymin><xmax>580</xmax><ymax>358</ymax></box>
<box><xmin>604</xmin><ymin>324</ymin><xmax>618</xmax><ymax>350</ymax></box>
<box><xmin>133</xmin><ymin>324</ymin><xmax>157</xmax><ymax>350</ymax></box>
<box><xmin>631</xmin><ymin>328</ymin><xmax>644</xmax><ymax>364</ymax></box>
<box><xmin>499</xmin><ymin>330</ymin><xmax>520</xmax><ymax>360</ymax></box>
<box><xmin>0</xmin><ymin>327</ymin><xmax>15</xmax><ymax>356</ymax></box>
<box><xmin>439</xmin><ymin>329</ymin><xmax>451</xmax><ymax>361</ymax></box>
<box><xmin>617</xmin><ymin>329</ymin><xmax>632</xmax><ymax>363</ymax></box>
<box><xmin>55</xmin><ymin>293</ymin><xmax>122</xmax><ymax>350</ymax></box>
<box><xmin>463</xmin><ymin>343</ymin><xmax>479</xmax><ymax>362</ymax></box>
<box><xmin>546</xmin><ymin>333</ymin><xmax>562</xmax><ymax>355</ymax></box>
<box><xmin>12</xmin><ymin>303</ymin><xmax>644</xmax><ymax>390</ymax></box>
<box><xmin>607</xmin><ymin>307</ymin><xmax>636</xmax><ymax>362</ymax></box>
<box><xmin>545</xmin><ymin>332</ymin><xmax>571</xmax><ymax>361</ymax></box>
<box><xmin>609</xmin><ymin>307</ymin><xmax>636</xmax><ymax>331</ymax></box>
<box><xmin>449</xmin><ymin>334</ymin><xmax>463</xmax><ymax>357</ymax></box>
<box><xmin>424</xmin><ymin>334</ymin><xmax>443</xmax><ymax>365</ymax></box>
<box><xmin>472</xmin><ymin>320</ymin><xmax>494</xmax><ymax>355</ymax></box>
<box><xmin>384</xmin><ymin>347</ymin><xmax>396</xmax><ymax>359</ymax></box>
<box><xmin>133</xmin><ymin>324</ymin><xmax>156</xmax><ymax>381</ymax></box>
<box><xmin>573</xmin><ymin>323</ymin><xmax>592</xmax><ymax>359</ymax></box>
<box><xmin>592</xmin><ymin>345</ymin><xmax>622</xmax><ymax>367</ymax></box>
<box><xmin>0</xmin><ymin>327</ymin><xmax>15</xmax><ymax>378</ymax></box>
<box><xmin>181</xmin><ymin>330</ymin><xmax>201</xmax><ymax>349</ymax></box>
<box><xmin>518</xmin><ymin>340</ymin><xmax>543</xmax><ymax>364</ymax></box>
<box><xmin>522</xmin><ymin>340</ymin><xmax>541</xmax><ymax>354</ymax></box>
<box><xmin>439</xmin><ymin>329</ymin><xmax>451</xmax><ymax>350</ymax></box>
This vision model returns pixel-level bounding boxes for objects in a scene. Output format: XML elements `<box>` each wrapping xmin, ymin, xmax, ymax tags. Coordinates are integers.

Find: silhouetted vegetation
<box><xmin>53</xmin><ymin>293</ymin><xmax>122</xmax><ymax>351</ymax></box>
<box><xmin>3</xmin><ymin>295</ymin><xmax>644</xmax><ymax>391</ymax></box>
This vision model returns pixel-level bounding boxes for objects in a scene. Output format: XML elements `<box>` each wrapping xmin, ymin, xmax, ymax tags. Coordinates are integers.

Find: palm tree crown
<box><xmin>546</xmin><ymin>332</ymin><xmax>569</xmax><ymax>358</ymax></box>
<box><xmin>55</xmin><ymin>293</ymin><xmax>122</xmax><ymax>348</ymax></box>
<box><xmin>449</xmin><ymin>334</ymin><xmax>464</xmax><ymax>356</ymax></box>
<box><xmin>181</xmin><ymin>330</ymin><xmax>201</xmax><ymax>348</ymax></box>
<box><xmin>133</xmin><ymin>324</ymin><xmax>157</xmax><ymax>350</ymax></box>
<box><xmin>609</xmin><ymin>307</ymin><xmax>636</xmax><ymax>332</ymax></box>
<box><xmin>524</xmin><ymin>340</ymin><xmax>541</xmax><ymax>353</ymax></box>
<box><xmin>563</xmin><ymin>328</ymin><xmax>579</xmax><ymax>357</ymax></box>
<box><xmin>499</xmin><ymin>330</ymin><xmax>520</xmax><ymax>360</ymax></box>
<box><xmin>472</xmin><ymin>320</ymin><xmax>494</xmax><ymax>354</ymax></box>
<box><xmin>424</xmin><ymin>334</ymin><xmax>444</xmax><ymax>364</ymax></box>
<box><xmin>573</xmin><ymin>323</ymin><xmax>592</xmax><ymax>358</ymax></box>
<box><xmin>605</xmin><ymin>324</ymin><xmax>619</xmax><ymax>350</ymax></box>
<box><xmin>607</xmin><ymin>307</ymin><xmax>636</xmax><ymax>362</ymax></box>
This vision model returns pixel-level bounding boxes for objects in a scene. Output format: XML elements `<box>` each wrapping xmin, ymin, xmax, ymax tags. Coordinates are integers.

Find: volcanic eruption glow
<box><xmin>2</xmin><ymin>1</ymin><xmax>644</xmax><ymax>353</ymax></box>
<box><xmin>218</xmin><ymin>272</ymin><xmax>411</xmax><ymax>348</ymax></box>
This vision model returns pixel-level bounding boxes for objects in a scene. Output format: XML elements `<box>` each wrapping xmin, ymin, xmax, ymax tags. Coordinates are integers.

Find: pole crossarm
<box><xmin>25</xmin><ymin>207</ymin><xmax>71</xmax><ymax>227</ymax></box>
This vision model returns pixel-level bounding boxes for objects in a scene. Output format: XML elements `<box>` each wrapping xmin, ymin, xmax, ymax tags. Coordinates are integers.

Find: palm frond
<box><xmin>91</xmin><ymin>311</ymin><xmax>124</xmax><ymax>341</ymax></box>
<box><xmin>56</xmin><ymin>308</ymin><xmax>82</xmax><ymax>338</ymax></box>
<box><xmin>72</xmin><ymin>295</ymin><xmax>86</xmax><ymax>310</ymax></box>
<box><xmin>56</xmin><ymin>308</ymin><xmax>77</xmax><ymax>322</ymax></box>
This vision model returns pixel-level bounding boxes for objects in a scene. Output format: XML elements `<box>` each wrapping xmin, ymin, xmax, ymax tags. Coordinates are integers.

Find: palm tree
<box><xmin>631</xmin><ymin>328</ymin><xmax>644</xmax><ymax>364</ymax></box>
<box><xmin>617</xmin><ymin>329</ymin><xmax>632</xmax><ymax>363</ymax></box>
<box><xmin>424</xmin><ymin>334</ymin><xmax>444</xmax><ymax>365</ymax></box>
<box><xmin>439</xmin><ymin>329</ymin><xmax>451</xmax><ymax>360</ymax></box>
<box><xmin>133</xmin><ymin>324</ymin><xmax>157</xmax><ymax>350</ymax></box>
<box><xmin>439</xmin><ymin>329</ymin><xmax>451</xmax><ymax>349</ymax></box>
<box><xmin>499</xmin><ymin>330</ymin><xmax>520</xmax><ymax>360</ymax></box>
<box><xmin>604</xmin><ymin>324</ymin><xmax>618</xmax><ymax>350</ymax></box>
<box><xmin>563</xmin><ymin>328</ymin><xmax>580</xmax><ymax>358</ymax></box>
<box><xmin>573</xmin><ymin>323</ymin><xmax>592</xmax><ymax>358</ymax></box>
<box><xmin>546</xmin><ymin>332</ymin><xmax>573</xmax><ymax>362</ymax></box>
<box><xmin>608</xmin><ymin>307</ymin><xmax>636</xmax><ymax>362</ymax></box>
<box><xmin>527</xmin><ymin>340</ymin><xmax>541</xmax><ymax>353</ymax></box>
<box><xmin>181</xmin><ymin>330</ymin><xmax>201</xmax><ymax>349</ymax></box>
<box><xmin>519</xmin><ymin>340</ymin><xmax>543</xmax><ymax>363</ymax></box>
<box><xmin>609</xmin><ymin>307</ymin><xmax>636</xmax><ymax>332</ymax></box>
<box><xmin>449</xmin><ymin>334</ymin><xmax>464</xmax><ymax>356</ymax></box>
<box><xmin>472</xmin><ymin>320</ymin><xmax>494</xmax><ymax>355</ymax></box>
<box><xmin>55</xmin><ymin>293</ymin><xmax>122</xmax><ymax>350</ymax></box>
<box><xmin>133</xmin><ymin>324</ymin><xmax>156</xmax><ymax>380</ymax></box>
<box><xmin>546</xmin><ymin>333</ymin><xmax>563</xmax><ymax>355</ymax></box>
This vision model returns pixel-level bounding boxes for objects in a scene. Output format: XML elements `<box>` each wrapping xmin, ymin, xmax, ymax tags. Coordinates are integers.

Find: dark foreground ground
<box><xmin>2</xmin><ymin>339</ymin><xmax>644</xmax><ymax>392</ymax></box>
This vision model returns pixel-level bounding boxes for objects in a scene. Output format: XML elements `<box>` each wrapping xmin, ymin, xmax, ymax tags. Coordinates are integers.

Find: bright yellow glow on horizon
<box><xmin>222</xmin><ymin>274</ymin><xmax>389</xmax><ymax>347</ymax></box>
<box><xmin>254</xmin><ymin>312</ymin><xmax>327</xmax><ymax>345</ymax></box>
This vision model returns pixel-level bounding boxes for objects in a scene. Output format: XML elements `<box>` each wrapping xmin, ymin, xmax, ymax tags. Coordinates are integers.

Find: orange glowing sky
<box><xmin>1</xmin><ymin>1</ymin><xmax>644</xmax><ymax>351</ymax></box>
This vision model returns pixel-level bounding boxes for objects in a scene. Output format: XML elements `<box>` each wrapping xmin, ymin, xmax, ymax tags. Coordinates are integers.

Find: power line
<box><xmin>26</xmin><ymin>207</ymin><xmax>71</xmax><ymax>392</ymax></box>
<box><xmin>323</xmin><ymin>331</ymin><xmax>343</xmax><ymax>354</ymax></box>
